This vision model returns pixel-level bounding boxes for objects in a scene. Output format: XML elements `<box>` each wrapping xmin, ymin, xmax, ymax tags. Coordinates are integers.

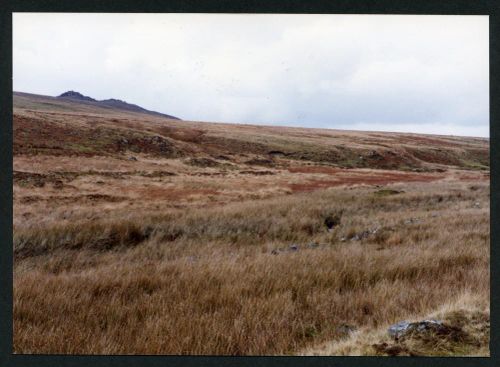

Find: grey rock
<box><xmin>128</xmin><ymin>156</ymin><xmax>138</xmax><ymax>161</ymax></box>
<box><xmin>388</xmin><ymin>319</ymin><xmax>444</xmax><ymax>340</ymax></box>
<box><xmin>307</xmin><ymin>242</ymin><xmax>319</xmax><ymax>249</ymax></box>
<box><xmin>289</xmin><ymin>244</ymin><xmax>299</xmax><ymax>251</ymax></box>
<box><xmin>404</xmin><ymin>218</ymin><xmax>421</xmax><ymax>225</ymax></box>
<box><xmin>388</xmin><ymin>321</ymin><xmax>411</xmax><ymax>339</ymax></box>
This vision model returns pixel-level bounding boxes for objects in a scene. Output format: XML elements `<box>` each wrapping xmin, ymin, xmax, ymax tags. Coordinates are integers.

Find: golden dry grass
<box><xmin>13</xmin><ymin>180</ymin><xmax>489</xmax><ymax>355</ymax></box>
<box><xmin>12</xmin><ymin>92</ymin><xmax>490</xmax><ymax>355</ymax></box>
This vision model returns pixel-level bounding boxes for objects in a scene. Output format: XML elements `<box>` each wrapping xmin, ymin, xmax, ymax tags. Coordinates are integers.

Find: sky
<box><xmin>13</xmin><ymin>13</ymin><xmax>489</xmax><ymax>137</ymax></box>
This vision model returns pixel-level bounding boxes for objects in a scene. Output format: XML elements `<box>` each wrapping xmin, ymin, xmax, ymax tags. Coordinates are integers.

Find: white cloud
<box><xmin>13</xmin><ymin>13</ymin><xmax>489</xmax><ymax>137</ymax></box>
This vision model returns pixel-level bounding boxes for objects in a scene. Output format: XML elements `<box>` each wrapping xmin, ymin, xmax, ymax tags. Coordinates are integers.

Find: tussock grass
<box><xmin>302</xmin><ymin>292</ymin><xmax>489</xmax><ymax>356</ymax></box>
<box><xmin>14</xmin><ymin>181</ymin><xmax>489</xmax><ymax>355</ymax></box>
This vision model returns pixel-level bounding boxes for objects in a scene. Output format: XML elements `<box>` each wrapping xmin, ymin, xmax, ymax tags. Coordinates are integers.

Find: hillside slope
<box><xmin>13</xmin><ymin>92</ymin><xmax>489</xmax><ymax>171</ymax></box>
<box><xmin>14</xmin><ymin>91</ymin><xmax>180</xmax><ymax>120</ymax></box>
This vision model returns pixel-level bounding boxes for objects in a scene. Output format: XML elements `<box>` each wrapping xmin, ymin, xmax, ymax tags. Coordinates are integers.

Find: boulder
<box><xmin>388</xmin><ymin>319</ymin><xmax>444</xmax><ymax>340</ymax></box>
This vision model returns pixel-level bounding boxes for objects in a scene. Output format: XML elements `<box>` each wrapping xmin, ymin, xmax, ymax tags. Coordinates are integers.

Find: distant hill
<box><xmin>57</xmin><ymin>90</ymin><xmax>180</xmax><ymax>120</ymax></box>
<box><xmin>59</xmin><ymin>91</ymin><xmax>97</xmax><ymax>102</ymax></box>
<box><xmin>13</xmin><ymin>91</ymin><xmax>489</xmax><ymax>172</ymax></box>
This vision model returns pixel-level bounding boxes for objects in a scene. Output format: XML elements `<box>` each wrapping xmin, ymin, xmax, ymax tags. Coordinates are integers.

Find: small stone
<box><xmin>128</xmin><ymin>156</ymin><xmax>138</xmax><ymax>161</ymax></box>
<box><xmin>289</xmin><ymin>244</ymin><xmax>299</xmax><ymax>251</ymax></box>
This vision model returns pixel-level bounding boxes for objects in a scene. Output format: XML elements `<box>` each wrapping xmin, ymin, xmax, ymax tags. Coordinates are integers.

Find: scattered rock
<box><xmin>388</xmin><ymin>321</ymin><xmax>412</xmax><ymax>339</ymax></box>
<box><xmin>404</xmin><ymin>218</ymin><xmax>421</xmax><ymax>225</ymax></box>
<box><xmin>351</xmin><ymin>230</ymin><xmax>371</xmax><ymax>241</ymax></box>
<box><xmin>306</xmin><ymin>242</ymin><xmax>319</xmax><ymax>249</ymax></box>
<box><xmin>128</xmin><ymin>156</ymin><xmax>138</xmax><ymax>161</ymax></box>
<box><xmin>388</xmin><ymin>319</ymin><xmax>444</xmax><ymax>340</ymax></box>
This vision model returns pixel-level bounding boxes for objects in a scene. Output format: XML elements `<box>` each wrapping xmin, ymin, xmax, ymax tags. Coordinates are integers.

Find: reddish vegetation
<box><xmin>287</xmin><ymin>166</ymin><xmax>341</xmax><ymax>174</ymax></box>
<box><xmin>289</xmin><ymin>172</ymin><xmax>439</xmax><ymax>193</ymax></box>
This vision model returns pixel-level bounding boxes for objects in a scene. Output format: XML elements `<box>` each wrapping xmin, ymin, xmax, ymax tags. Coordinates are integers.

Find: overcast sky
<box><xmin>13</xmin><ymin>13</ymin><xmax>489</xmax><ymax>137</ymax></box>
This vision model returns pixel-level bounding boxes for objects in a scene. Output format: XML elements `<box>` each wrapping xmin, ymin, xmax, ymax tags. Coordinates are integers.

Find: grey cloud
<box><xmin>13</xmin><ymin>13</ymin><xmax>489</xmax><ymax>137</ymax></box>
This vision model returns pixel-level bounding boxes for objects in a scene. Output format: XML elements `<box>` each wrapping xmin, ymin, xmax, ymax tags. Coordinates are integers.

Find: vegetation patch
<box><xmin>374</xmin><ymin>189</ymin><xmax>405</xmax><ymax>197</ymax></box>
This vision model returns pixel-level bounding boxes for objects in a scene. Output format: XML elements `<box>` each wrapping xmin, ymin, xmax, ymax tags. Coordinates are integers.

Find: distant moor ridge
<box><xmin>58</xmin><ymin>90</ymin><xmax>180</xmax><ymax>120</ymax></box>
<box><xmin>13</xmin><ymin>91</ymin><xmax>489</xmax><ymax>172</ymax></box>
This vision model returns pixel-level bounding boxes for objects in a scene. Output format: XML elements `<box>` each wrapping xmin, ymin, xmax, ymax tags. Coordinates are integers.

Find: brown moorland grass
<box><xmin>13</xmin><ymin>92</ymin><xmax>490</xmax><ymax>355</ymax></box>
<box><xmin>14</xmin><ymin>181</ymin><xmax>489</xmax><ymax>355</ymax></box>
